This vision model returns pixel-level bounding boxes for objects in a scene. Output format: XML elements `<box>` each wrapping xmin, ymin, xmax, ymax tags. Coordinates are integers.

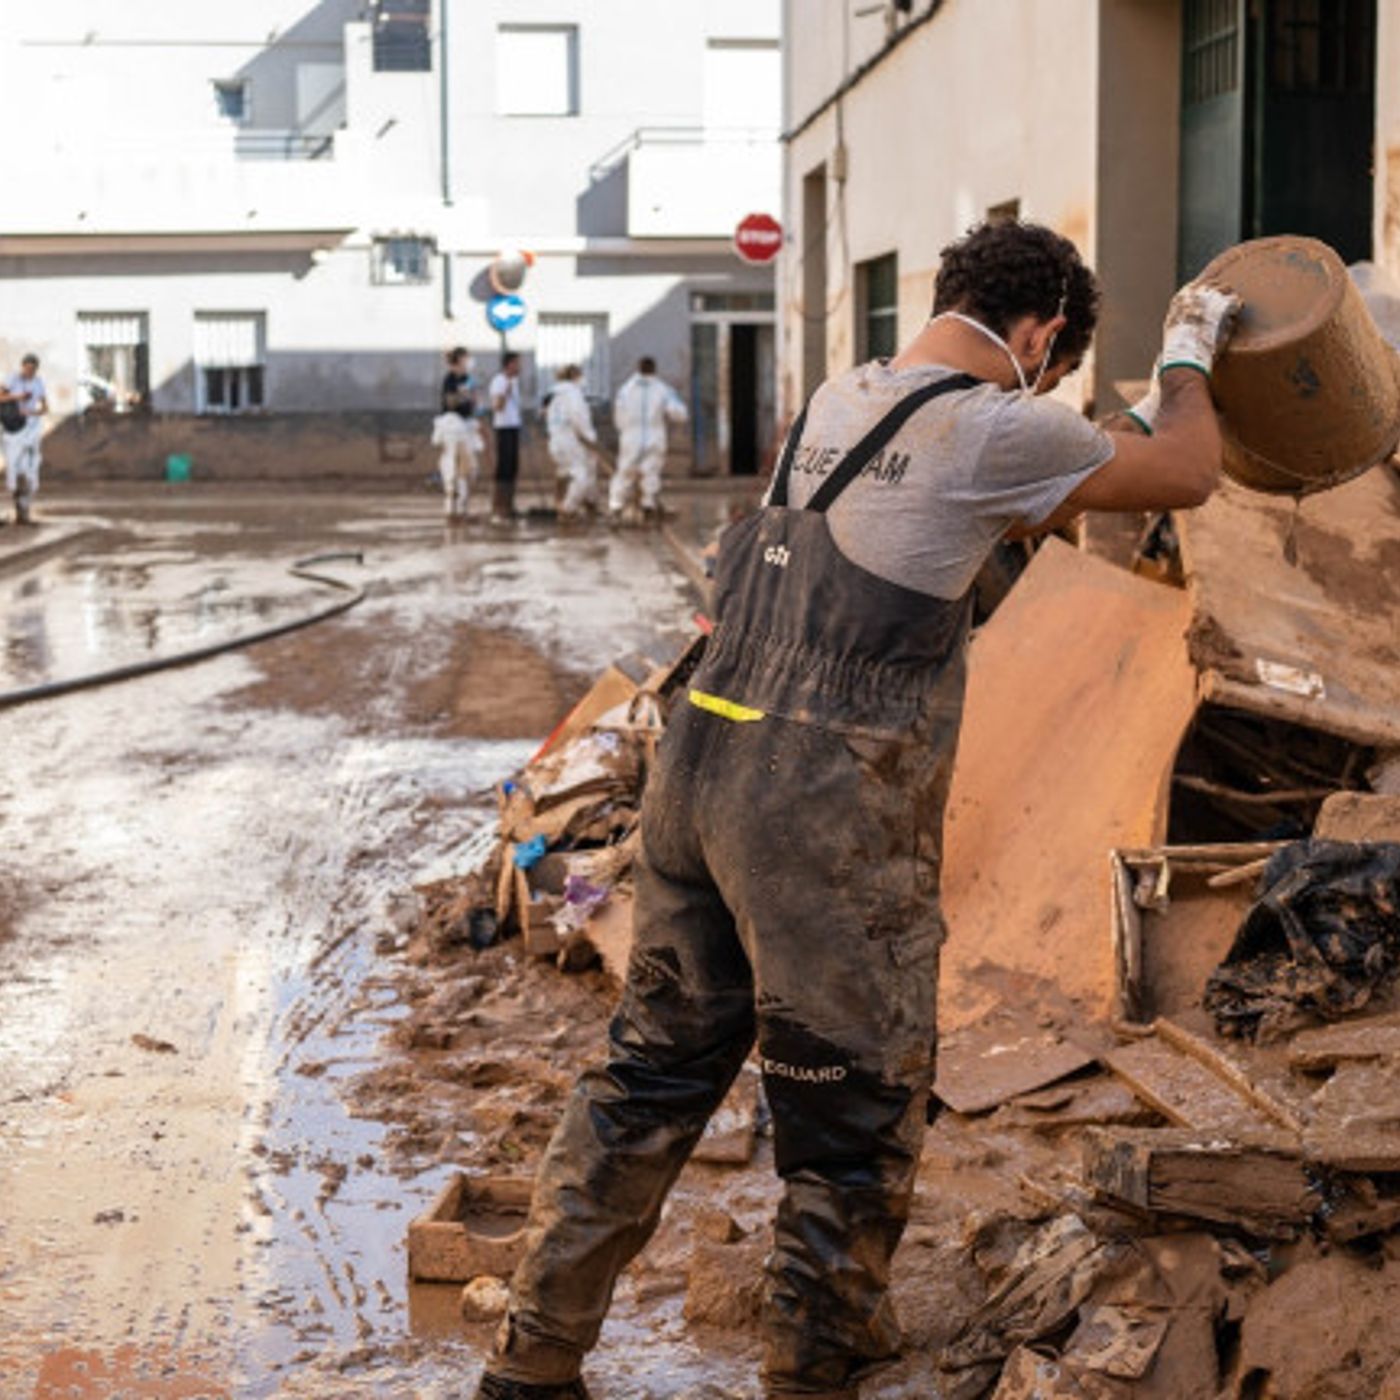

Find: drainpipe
<box><xmin>439</xmin><ymin>0</ymin><xmax>453</xmax><ymax>318</ymax></box>
<box><xmin>438</xmin><ymin>0</ymin><xmax>452</xmax><ymax>206</ymax></box>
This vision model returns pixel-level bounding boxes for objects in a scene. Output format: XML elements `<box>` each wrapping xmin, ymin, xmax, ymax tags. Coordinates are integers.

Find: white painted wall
<box><xmin>779</xmin><ymin>0</ymin><xmax>1100</xmax><ymax>415</ymax></box>
<box><xmin>0</xmin><ymin>0</ymin><xmax>781</xmax><ymax>432</ymax></box>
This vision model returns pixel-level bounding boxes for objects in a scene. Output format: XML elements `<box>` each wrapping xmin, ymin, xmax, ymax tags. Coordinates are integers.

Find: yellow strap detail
<box><xmin>688</xmin><ymin>688</ymin><xmax>766</xmax><ymax>723</ymax></box>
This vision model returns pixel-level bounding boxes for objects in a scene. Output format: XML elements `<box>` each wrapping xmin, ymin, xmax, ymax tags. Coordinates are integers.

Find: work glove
<box><xmin>1160</xmin><ymin>281</ymin><xmax>1242</xmax><ymax>377</ymax></box>
<box><xmin>1124</xmin><ymin>360</ymin><xmax>1163</xmax><ymax>436</ymax></box>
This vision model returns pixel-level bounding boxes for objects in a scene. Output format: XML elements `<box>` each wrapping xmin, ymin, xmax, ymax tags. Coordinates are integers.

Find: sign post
<box><xmin>733</xmin><ymin>212</ymin><xmax>783</xmax><ymax>265</ymax></box>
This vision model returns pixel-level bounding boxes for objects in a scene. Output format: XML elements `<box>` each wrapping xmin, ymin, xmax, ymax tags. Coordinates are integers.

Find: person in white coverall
<box><xmin>432</xmin><ymin>347</ymin><xmax>483</xmax><ymax>520</ymax></box>
<box><xmin>610</xmin><ymin>356</ymin><xmax>687</xmax><ymax>521</ymax></box>
<box><xmin>546</xmin><ymin>365</ymin><xmax>599</xmax><ymax>520</ymax></box>
<box><xmin>1</xmin><ymin>355</ymin><xmax>48</xmax><ymax>526</ymax></box>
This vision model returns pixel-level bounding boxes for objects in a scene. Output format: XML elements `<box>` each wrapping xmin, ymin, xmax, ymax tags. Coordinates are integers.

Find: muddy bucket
<box><xmin>1202</xmin><ymin>235</ymin><xmax>1400</xmax><ymax>495</ymax></box>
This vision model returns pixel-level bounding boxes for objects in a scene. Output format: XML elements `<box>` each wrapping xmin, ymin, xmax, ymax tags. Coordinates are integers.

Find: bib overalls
<box><xmin>495</xmin><ymin>375</ymin><xmax>980</xmax><ymax>1398</ymax></box>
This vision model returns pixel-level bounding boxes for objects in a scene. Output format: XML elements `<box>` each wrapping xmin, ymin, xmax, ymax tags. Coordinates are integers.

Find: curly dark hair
<box><xmin>932</xmin><ymin>221</ymin><xmax>1100</xmax><ymax>366</ymax></box>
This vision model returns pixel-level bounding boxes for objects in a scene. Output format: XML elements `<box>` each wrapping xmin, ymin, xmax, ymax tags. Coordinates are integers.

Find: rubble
<box><xmin>386</xmin><ymin>442</ymin><xmax>1400</xmax><ymax>1397</ymax></box>
<box><xmin>412</xmin><ymin>637</ymin><xmax>700</xmax><ymax>982</ymax></box>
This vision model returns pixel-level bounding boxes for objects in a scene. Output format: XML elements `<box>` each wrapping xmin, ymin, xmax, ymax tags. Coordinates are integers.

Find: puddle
<box><xmin>0</xmin><ymin>491</ymin><xmax>703</xmax><ymax>1397</ymax></box>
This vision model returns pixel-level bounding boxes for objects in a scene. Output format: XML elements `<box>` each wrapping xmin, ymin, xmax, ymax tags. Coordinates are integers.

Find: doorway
<box><xmin>689</xmin><ymin>294</ymin><xmax>776</xmax><ymax>475</ymax></box>
<box><xmin>1178</xmin><ymin>0</ymin><xmax>1376</xmax><ymax>278</ymax></box>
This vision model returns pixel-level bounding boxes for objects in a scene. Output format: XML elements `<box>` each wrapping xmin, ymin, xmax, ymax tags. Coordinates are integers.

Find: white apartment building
<box><xmin>781</xmin><ymin>0</ymin><xmax>1400</xmax><ymax>421</ymax></box>
<box><xmin>0</xmin><ymin>0</ymin><xmax>781</xmax><ymax>478</ymax></box>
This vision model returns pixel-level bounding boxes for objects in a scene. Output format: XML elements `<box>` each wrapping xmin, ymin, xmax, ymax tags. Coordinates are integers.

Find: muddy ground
<box><xmin>5</xmin><ymin>489</ymin><xmax>1398</xmax><ymax>1400</ymax></box>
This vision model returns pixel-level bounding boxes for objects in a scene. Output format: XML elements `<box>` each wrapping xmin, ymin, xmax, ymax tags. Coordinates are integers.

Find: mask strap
<box><xmin>933</xmin><ymin>311</ymin><xmax>1028</xmax><ymax>391</ymax></box>
<box><xmin>1030</xmin><ymin>278</ymin><xmax>1070</xmax><ymax>393</ymax></box>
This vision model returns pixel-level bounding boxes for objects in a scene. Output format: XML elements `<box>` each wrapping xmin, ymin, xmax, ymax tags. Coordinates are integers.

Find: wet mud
<box><xmin>10</xmin><ymin>489</ymin><xmax>1391</xmax><ymax>1398</ymax></box>
<box><xmin>0</xmin><ymin>490</ymin><xmax>743</xmax><ymax>1398</ymax></box>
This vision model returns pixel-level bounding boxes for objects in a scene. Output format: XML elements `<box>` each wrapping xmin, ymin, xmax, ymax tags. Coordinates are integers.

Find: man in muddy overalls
<box><xmin>478</xmin><ymin>221</ymin><xmax>1238</xmax><ymax>1400</ymax></box>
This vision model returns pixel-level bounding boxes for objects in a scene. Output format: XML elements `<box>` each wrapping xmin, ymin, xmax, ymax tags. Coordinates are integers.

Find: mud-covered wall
<box><xmin>35</xmin><ymin>407</ymin><xmax>695</xmax><ymax>485</ymax></box>
<box><xmin>778</xmin><ymin>0</ymin><xmax>1101</xmax><ymax>420</ymax></box>
<box><xmin>1377</xmin><ymin>0</ymin><xmax>1400</xmax><ymax>284</ymax></box>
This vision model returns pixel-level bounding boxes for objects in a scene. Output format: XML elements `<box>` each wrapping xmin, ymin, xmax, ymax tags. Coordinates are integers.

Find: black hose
<box><xmin>0</xmin><ymin>550</ymin><xmax>368</xmax><ymax>711</ymax></box>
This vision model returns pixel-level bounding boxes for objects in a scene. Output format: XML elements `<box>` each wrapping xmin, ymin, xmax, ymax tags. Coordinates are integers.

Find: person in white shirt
<box><xmin>432</xmin><ymin>346</ymin><xmax>484</xmax><ymax>521</ymax></box>
<box><xmin>610</xmin><ymin>356</ymin><xmax>688</xmax><ymax>523</ymax></box>
<box><xmin>546</xmin><ymin>366</ymin><xmax>599</xmax><ymax>521</ymax></box>
<box><xmin>1</xmin><ymin>355</ymin><xmax>48</xmax><ymax>525</ymax></box>
<box><xmin>489</xmin><ymin>352</ymin><xmax>523</xmax><ymax>523</ymax></box>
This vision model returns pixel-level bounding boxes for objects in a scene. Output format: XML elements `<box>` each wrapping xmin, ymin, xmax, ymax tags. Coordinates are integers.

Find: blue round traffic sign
<box><xmin>487</xmin><ymin>294</ymin><xmax>527</xmax><ymax>332</ymax></box>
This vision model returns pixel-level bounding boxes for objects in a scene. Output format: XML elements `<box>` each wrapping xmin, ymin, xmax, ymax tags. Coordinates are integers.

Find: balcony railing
<box><xmin>588</xmin><ymin>125</ymin><xmax>777</xmax><ymax>183</ymax></box>
<box><xmin>234</xmin><ymin>130</ymin><xmax>337</xmax><ymax>161</ymax></box>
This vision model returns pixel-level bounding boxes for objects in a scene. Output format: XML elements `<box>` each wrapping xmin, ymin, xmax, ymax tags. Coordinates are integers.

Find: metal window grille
<box><xmin>536</xmin><ymin>313</ymin><xmax>610</xmax><ymax>401</ymax></box>
<box><xmin>193</xmin><ymin>313</ymin><xmax>266</xmax><ymax>414</ymax></box>
<box><xmin>373</xmin><ymin>237</ymin><xmax>432</xmax><ymax>285</ymax></box>
<box><xmin>1183</xmin><ymin>0</ymin><xmax>1240</xmax><ymax>104</ymax></box>
<box><xmin>857</xmin><ymin>253</ymin><xmax>899</xmax><ymax>362</ymax></box>
<box><xmin>372</xmin><ymin>0</ymin><xmax>431</xmax><ymax>72</ymax></box>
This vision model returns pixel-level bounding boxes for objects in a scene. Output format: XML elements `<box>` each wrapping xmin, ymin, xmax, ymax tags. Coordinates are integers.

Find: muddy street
<box><xmin>0</xmin><ymin>491</ymin><xmax>742</xmax><ymax>1398</ymax></box>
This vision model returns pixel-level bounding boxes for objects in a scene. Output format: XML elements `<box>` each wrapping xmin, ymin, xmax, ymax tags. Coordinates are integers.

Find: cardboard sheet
<box><xmin>941</xmin><ymin>539</ymin><xmax>1198</xmax><ymax>1029</ymax></box>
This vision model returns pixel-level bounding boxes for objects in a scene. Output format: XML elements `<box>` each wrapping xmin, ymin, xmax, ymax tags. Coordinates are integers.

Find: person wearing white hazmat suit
<box><xmin>609</xmin><ymin>356</ymin><xmax>687</xmax><ymax>524</ymax></box>
<box><xmin>546</xmin><ymin>365</ymin><xmax>599</xmax><ymax>521</ymax></box>
<box><xmin>431</xmin><ymin>347</ymin><xmax>483</xmax><ymax>520</ymax></box>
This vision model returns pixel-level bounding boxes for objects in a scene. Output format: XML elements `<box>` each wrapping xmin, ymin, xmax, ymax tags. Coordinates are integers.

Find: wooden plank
<box><xmin>1103</xmin><ymin>1035</ymin><xmax>1284</xmax><ymax>1136</ymax></box>
<box><xmin>1302</xmin><ymin>1061</ymin><xmax>1400</xmax><ymax>1172</ymax></box>
<box><xmin>1111</xmin><ymin>851</ymin><xmax>1146</xmax><ymax>1025</ymax></box>
<box><xmin>1314</xmin><ymin>792</ymin><xmax>1400</xmax><ymax>842</ymax></box>
<box><xmin>1289</xmin><ymin>1011</ymin><xmax>1400</xmax><ymax>1071</ymax></box>
<box><xmin>1082</xmin><ymin>1127</ymin><xmax>1318</xmax><ymax>1237</ymax></box>
<box><xmin>1154</xmin><ymin>1014</ymin><xmax>1305</xmax><ymax>1133</ymax></box>
<box><xmin>1003</xmin><ymin>1076</ymin><xmax>1158</xmax><ymax>1133</ymax></box>
<box><xmin>934</xmin><ymin>1009</ymin><xmax>1096</xmax><ymax>1115</ymax></box>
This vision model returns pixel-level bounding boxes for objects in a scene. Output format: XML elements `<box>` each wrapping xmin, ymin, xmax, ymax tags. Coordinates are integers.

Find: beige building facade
<box><xmin>781</xmin><ymin>0</ymin><xmax>1400</xmax><ymax>421</ymax></box>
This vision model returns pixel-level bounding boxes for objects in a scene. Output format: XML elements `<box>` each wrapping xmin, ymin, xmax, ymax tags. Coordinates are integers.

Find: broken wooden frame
<box><xmin>1110</xmin><ymin>842</ymin><xmax>1284</xmax><ymax>1026</ymax></box>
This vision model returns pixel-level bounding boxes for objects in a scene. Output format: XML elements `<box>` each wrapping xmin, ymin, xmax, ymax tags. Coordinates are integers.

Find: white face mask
<box><xmin>933</xmin><ymin>305</ymin><xmax>1063</xmax><ymax>394</ymax></box>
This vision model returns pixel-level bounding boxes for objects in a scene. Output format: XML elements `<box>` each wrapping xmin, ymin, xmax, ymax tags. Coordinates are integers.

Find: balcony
<box><xmin>584</xmin><ymin>127</ymin><xmax>781</xmax><ymax>240</ymax></box>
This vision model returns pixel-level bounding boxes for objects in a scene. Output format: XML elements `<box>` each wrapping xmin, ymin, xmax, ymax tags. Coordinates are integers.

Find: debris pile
<box><xmin>413</xmin><ymin>639</ymin><xmax>701</xmax><ymax>979</ymax></box>
<box><xmin>928</xmin><ymin>801</ymin><xmax>1400</xmax><ymax>1395</ymax></box>
<box><xmin>389</xmin><ymin>429</ymin><xmax>1400</xmax><ymax>1394</ymax></box>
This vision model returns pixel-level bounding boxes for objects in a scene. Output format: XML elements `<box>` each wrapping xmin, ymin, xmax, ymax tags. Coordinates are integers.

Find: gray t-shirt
<box><xmin>773</xmin><ymin>361</ymin><xmax>1114</xmax><ymax>600</ymax></box>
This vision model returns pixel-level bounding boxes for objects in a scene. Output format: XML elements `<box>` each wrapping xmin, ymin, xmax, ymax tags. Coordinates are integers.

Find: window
<box><xmin>496</xmin><ymin>25</ymin><xmax>579</xmax><ymax>116</ymax></box>
<box><xmin>194</xmin><ymin>313</ymin><xmax>266</xmax><ymax>414</ymax></box>
<box><xmin>213</xmin><ymin>79</ymin><xmax>251</xmax><ymax>124</ymax></box>
<box><xmin>689</xmin><ymin>292</ymin><xmax>776</xmax><ymax>314</ymax></box>
<box><xmin>1183</xmin><ymin>0</ymin><xmax>1240</xmax><ymax>104</ymax></box>
<box><xmin>702</xmin><ymin>40</ymin><xmax>781</xmax><ymax>133</ymax></box>
<box><xmin>856</xmin><ymin>253</ymin><xmax>899</xmax><ymax>362</ymax></box>
<box><xmin>372</xmin><ymin>237</ymin><xmax>433</xmax><ymax>285</ymax></box>
<box><xmin>537</xmin><ymin>313</ymin><xmax>610</xmax><ymax>401</ymax></box>
<box><xmin>77</xmin><ymin>313</ymin><xmax>149</xmax><ymax>412</ymax></box>
<box><xmin>372</xmin><ymin>0</ymin><xmax>431</xmax><ymax>72</ymax></box>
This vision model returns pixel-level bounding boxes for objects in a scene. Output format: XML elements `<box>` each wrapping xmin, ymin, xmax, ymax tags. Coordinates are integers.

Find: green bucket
<box><xmin>165</xmin><ymin>452</ymin><xmax>192</xmax><ymax>483</ymax></box>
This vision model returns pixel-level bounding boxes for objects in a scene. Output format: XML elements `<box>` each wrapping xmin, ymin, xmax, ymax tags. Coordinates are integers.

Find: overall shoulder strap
<box><xmin>806</xmin><ymin>373</ymin><xmax>980</xmax><ymax>514</ymax></box>
<box><xmin>767</xmin><ymin>399</ymin><xmax>812</xmax><ymax>508</ymax></box>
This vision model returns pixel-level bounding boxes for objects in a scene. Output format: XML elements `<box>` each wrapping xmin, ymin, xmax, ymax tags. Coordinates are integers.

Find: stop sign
<box><xmin>734</xmin><ymin>212</ymin><xmax>783</xmax><ymax>265</ymax></box>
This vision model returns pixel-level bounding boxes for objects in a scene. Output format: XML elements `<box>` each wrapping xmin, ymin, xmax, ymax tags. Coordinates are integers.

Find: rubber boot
<box><xmin>476</xmin><ymin>1375</ymin><xmax>591</xmax><ymax>1399</ymax></box>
